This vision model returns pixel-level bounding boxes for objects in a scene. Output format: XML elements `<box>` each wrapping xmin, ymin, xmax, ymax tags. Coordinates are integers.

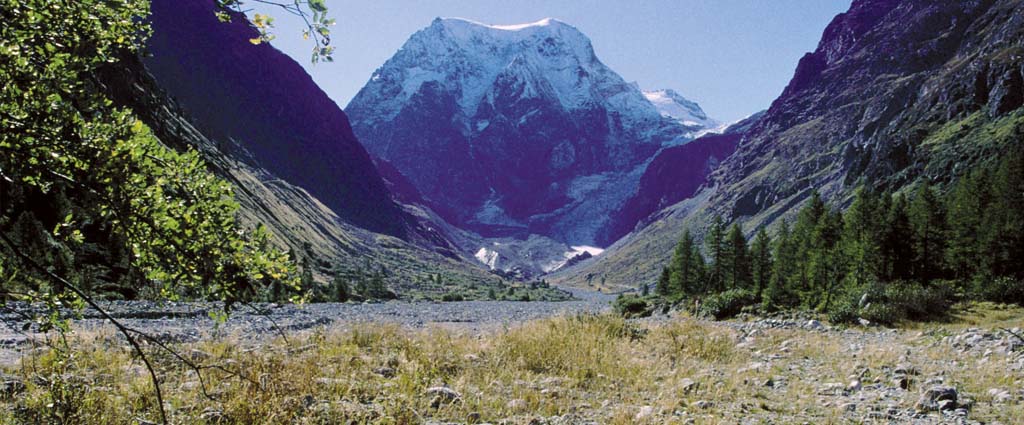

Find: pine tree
<box><xmin>705</xmin><ymin>215</ymin><xmax>728</xmax><ymax>292</ymax></box>
<box><xmin>765</xmin><ymin>221</ymin><xmax>799</xmax><ymax>310</ymax></box>
<box><xmin>909</xmin><ymin>183</ymin><xmax>947</xmax><ymax>281</ymax></box>
<box><xmin>812</xmin><ymin>209</ymin><xmax>845</xmax><ymax>310</ymax></box>
<box><xmin>691</xmin><ymin>245</ymin><xmax>708</xmax><ymax>293</ymax></box>
<box><xmin>656</xmin><ymin>266</ymin><xmax>672</xmax><ymax>297</ymax></box>
<box><xmin>330</xmin><ymin>273</ymin><xmax>350</xmax><ymax>302</ymax></box>
<box><xmin>792</xmin><ymin>192</ymin><xmax>827</xmax><ymax>292</ymax></box>
<box><xmin>945</xmin><ymin>169</ymin><xmax>989</xmax><ymax>279</ymax></box>
<box><xmin>751</xmin><ymin>228</ymin><xmax>773</xmax><ymax>299</ymax></box>
<box><xmin>882</xmin><ymin>194</ymin><xmax>914</xmax><ymax>281</ymax></box>
<box><xmin>970</xmin><ymin>150</ymin><xmax>1023</xmax><ymax>281</ymax></box>
<box><xmin>725</xmin><ymin>223</ymin><xmax>752</xmax><ymax>290</ymax></box>
<box><xmin>670</xmin><ymin>229</ymin><xmax>700</xmax><ymax>295</ymax></box>
<box><xmin>843</xmin><ymin>187</ymin><xmax>883</xmax><ymax>287</ymax></box>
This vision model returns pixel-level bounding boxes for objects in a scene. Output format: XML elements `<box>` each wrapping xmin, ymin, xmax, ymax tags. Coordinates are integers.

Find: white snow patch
<box><xmin>474</xmin><ymin>247</ymin><xmax>500</xmax><ymax>269</ymax></box>
<box><xmin>571</xmin><ymin>245</ymin><xmax>604</xmax><ymax>256</ymax></box>
<box><xmin>541</xmin><ymin>245</ymin><xmax>605</xmax><ymax>272</ymax></box>
<box><xmin>642</xmin><ymin>89</ymin><xmax>718</xmax><ymax>129</ymax></box>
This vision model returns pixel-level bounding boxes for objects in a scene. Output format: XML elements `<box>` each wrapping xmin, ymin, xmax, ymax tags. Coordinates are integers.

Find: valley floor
<box><xmin>1</xmin><ymin>301</ymin><xmax>1022</xmax><ymax>424</ymax></box>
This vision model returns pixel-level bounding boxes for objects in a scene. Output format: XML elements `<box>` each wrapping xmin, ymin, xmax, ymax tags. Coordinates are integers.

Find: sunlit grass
<box><xmin>2</xmin><ymin>308</ymin><xmax>1023</xmax><ymax>424</ymax></box>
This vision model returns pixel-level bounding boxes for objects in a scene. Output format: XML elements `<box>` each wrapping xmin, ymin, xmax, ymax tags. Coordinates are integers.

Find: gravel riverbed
<box><xmin>0</xmin><ymin>287</ymin><xmax>615</xmax><ymax>365</ymax></box>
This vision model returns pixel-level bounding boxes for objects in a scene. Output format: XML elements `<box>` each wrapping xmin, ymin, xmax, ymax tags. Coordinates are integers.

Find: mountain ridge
<box><xmin>346</xmin><ymin>16</ymin><xmax>716</xmax><ymax>246</ymax></box>
<box><xmin>554</xmin><ymin>0</ymin><xmax>1024</xmax><ymax>289</ymax></box>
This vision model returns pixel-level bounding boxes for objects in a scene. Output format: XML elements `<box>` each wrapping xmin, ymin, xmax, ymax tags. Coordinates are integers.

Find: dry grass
<box><xmin>2</xmin><ymin>308</ymin><xmax>1023</xmax><ymax>424</ymax></box>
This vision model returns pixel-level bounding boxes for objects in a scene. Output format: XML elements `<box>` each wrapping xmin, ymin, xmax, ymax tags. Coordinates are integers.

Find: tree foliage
<box><xmin>657</xmin><ymin>149</ymin><xmax>1024</xmax><ymax>320</ymax></box>
<box><xmin>1</xmin><ymin>0</ymin><xmax>299</xmax><ymax>311</ymax></box>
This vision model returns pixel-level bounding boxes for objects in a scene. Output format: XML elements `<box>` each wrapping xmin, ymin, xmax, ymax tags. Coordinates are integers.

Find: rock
<box><xmin>820</xmin><ymin>382</ymin><xmax>845</xmax><ymax>395</ymax></box>
<box><xmin>892</xmin><ymin>376</ymin><xmax>909</xmax><ymax>390</ymax></box>
<box><xmin>988</xmin><ymin>388</ymin><xmax>1012</xmax><ymax>403</ymax></box>
<box><xmin>426</xmin><ymin>386</ymin><xmax>461</xmax><ymax>408</ymax></box>
<box><xmin>916</xmin><ymin>386</ymin><xmax>957</xmax><ymax>411</ymax></box>
<box><xmin>693</xmin><ymin>400</ymin><xmax>713</xmax><ymax>409</ymax></box>
<box><xmin>506</xmin><ymin>398</ymin><xmax>527</xmax><ymax>411</ymax></box>
<box><xmin>0</xmin><ymin>375</ymin><xmax>25</xmax><ymax>398</ymax></box>
<box><xmin>635</xmin><ymin>405</ymin><xmax>654</xmax><ymax>420</ymax></box>
<box><xmin>187</xmin><ymin>349</ymin><xmax>212</xmax><ymax>363</ymax></box>
<box><xmin>893</xmin><ymin>364</ymin><xmax>919</xmax><ymax>376</ymax></box>
<box><xmin>315</xmin><ymin>377</ymin><xmax>344</xmax><ymax>386</ymax></box>
<box><xmin>373</xmin><ymin>367</ymin><xmax>396</xmax><ymax>378</ymax></box>
<box><xmin>199</xmin><ymin>409</ymin><xmax>226</xmax><ymax>422</ymax></box>
<box><xmin>806</xmin><ymin>320</ymin><xmax>824</xmax><ymax>330</ymax></box>
<box><xmin>466</xmin><ymin>411</ymin><xmax>481</xmax><ymax>423</ymax></box>
<box><xmin>959</xmin><ymin>397</ymin><xmax>975</xmax><ymax>411</ymax></box>
<box><xmin>540</xmin><ymin>388</ymin><xmax>560</xmax><ymax>398</ymax></box>
<box><xmin>847</xmin><ymin>380</ymin><xmax>862</xmax><ymax>392</ymax></box>
<box><xmin>840</xmin><ymin>402</ymin><xmax>857</xmax><ymax>412</ymax></box>
<box><xmin>858</xmin><ymin>318</ymin><xmax>871</xmax><ymax>327</ymax></box>
<box><xmin>680</xmin><ymin>378</ymin><xmax>698</xmax><ymax>394</ymax></box>
<box><xmin>937</xmin><ymin>399</ymin><xmax>956</xmax><ymax>411</ymax></box>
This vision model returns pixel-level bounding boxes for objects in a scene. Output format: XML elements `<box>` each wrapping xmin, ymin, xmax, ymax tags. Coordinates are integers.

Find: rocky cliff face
<box><xmin>142</xmin><ymin>0</ymin><xmax>409</xmax><ymax>239</ymax></box>
<box><xmin>346</xmin><ymin>18</ymin><xmax>715</xmax><ymax>245</ymax></box>
<box><xmin>599</xmin><ymin>113</ymin><xmax>763</xmax><ymax>245</ymax></box>
<box><xmin>99</xmin><ymin>0</ymin><xmax>500</xmax><ymax>293</ymax></box>
<box><xmin>555</xmin><ymin>0</ymin><xmax>1024</xmax><ymax>288</ymax></box>
<box><xmin>710</xmin><ymin>0</ymin><xmax>1024</xmax><ymax>219</ymax></box>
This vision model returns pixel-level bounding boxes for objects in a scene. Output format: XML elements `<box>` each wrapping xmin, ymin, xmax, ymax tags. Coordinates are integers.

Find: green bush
<box><xmin>441</xmin><ymin>293</ymin><xmax>465</xmax><ymax>302</ymax></box>
<box><xmin>761</xmin><ymin>282</ymin><xmax>800</xmax><ymax>312</ymax></box>
<box><xmin>972</xmin><ymin>276</ymin><xmax>1024</xmax><ymax>305</ymax></box>
<box><xmin>699</xmin><ymin>289</ymin><xmax>757</xmax><ymax>319</ymax></box>
<box><xmin>830</xmin><ymin>281</ymin><xmax>954</xmax><ymax>325</ymax></box>
<box><xmin>613</xmin><ymin>295</ymin><xmax>651</xmax><ymax>318</ymax></box>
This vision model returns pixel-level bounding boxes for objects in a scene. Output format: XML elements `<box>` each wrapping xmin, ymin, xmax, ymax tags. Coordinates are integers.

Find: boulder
<box><xmin>916</xmin><ymin>386</ymin><xmax>957</xmax><ymax>412</ymax></box>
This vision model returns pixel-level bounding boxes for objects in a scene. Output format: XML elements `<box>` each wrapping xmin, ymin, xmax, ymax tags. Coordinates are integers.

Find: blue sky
<box><xmin>248</xmin><ymin>0</ymin><xmax>850</xmax><ymax>123</ymax></box>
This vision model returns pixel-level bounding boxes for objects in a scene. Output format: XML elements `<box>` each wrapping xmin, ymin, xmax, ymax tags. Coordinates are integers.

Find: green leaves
<box><xmin>307</xmin><ymin>0</ymin><xmax>328</xmax><ymax>13</ymax></box>
<box><xmin>212</xmin><ymin>1</ymin><xmax>336</xmax><ymax>63</ymax></box>
<box><xmin>1</xmin><ymin>0</ymin><xmax>298</xmax><ymax>315</ymax></box>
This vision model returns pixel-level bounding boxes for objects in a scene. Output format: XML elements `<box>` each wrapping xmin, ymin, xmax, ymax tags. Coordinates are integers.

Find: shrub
<box><xmin>761</xmin><ymin>282</ymin><xmax>799</xmax><ymax>312</ymax></box>
<box><xmin>699</xmin><ymin>289</ymin><xmax>757</xmax><ymax>319</ymax></box>
<box><xmin>830</xmin><ymin>280</ymin><xmax>954</xmax><ymax>325</ymax></box>
<box><xmin>613</xmin><ymin>294</ymin><xmax>651</xmax><ymax>318</ymax></box>
<box><xmin>972</xmin><ymin>276</ymin><xmax>1024</xmax><ymax>305</ymax></box>
<box><xmin>440</xmin><ymin>293</ymin><xmax>465</xmax><ymax>302</ymax></box>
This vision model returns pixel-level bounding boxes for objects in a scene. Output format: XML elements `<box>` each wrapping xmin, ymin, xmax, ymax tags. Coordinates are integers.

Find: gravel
<box><xmin>0</xmin><ymin>287</ymin><xmax>614</xmax><ymax>366</ymax></box>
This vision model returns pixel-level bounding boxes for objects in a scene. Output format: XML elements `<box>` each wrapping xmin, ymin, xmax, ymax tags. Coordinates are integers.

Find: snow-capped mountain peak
<box><xmin>345</xmin><ymin>18</ymin><xmax>721</xmax><ymax>246</ymax></box>
<box><xmin>643</xmin><ymin>89</ymin><xmax>718</xmax><ymax>128</ymax></box>
<box><xmin>436</xmin><ymin>17</ymin><xmax>563</xmax><ymax>32</ymax></box>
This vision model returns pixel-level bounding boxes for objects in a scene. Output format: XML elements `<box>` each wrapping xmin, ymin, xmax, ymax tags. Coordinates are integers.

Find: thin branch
<box><xmin>0</xmin><ymin>232</ymin><xmax>168</xmax><ymax>424</ymax></box>
<box><xmin>1000</xmin><ymin>327</ymin><xmax>1024</xmax><ymax>348</ymax></box>
<box><xmin>242</xmin><ymin>301</ymin><xmax>290</xmax><ymax>345</ymax></box>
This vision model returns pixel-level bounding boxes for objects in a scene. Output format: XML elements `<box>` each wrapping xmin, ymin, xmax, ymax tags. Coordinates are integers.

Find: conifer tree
<box><xmin>843</xmin><ymin>187</ymin><xmax>883</xmax><ymax>286</ymax></box>
<box><xmin>792</xmin><ymin>192</ymin><xmax>827</xmax><ymax>292</ymax></box>
<box><xmin>330</xmin><ymin>273</ymin><xmax>350</xmax><ymax>302</ymax></box>
<box><xmin>656</xmin><ymin>266</ymin><xmax>672</xmax><ymax>297</ymax></box>
<box><xmin>670</xmin><ymin>229</ymin><xmax>700</xmax><ymax>294</ymax></box>
<box><xmin>705</xmin><ymin>215</ymin><xmax>727</xmax><ymax>292</ymax></box>
<box><xmin>909</xmin><ymin>183</ymin><xmax>947</xmax><ymax>281</ymax></box>
<box><xmin>981</xmin><ymin>149</ymin><xmax>1024</xmax><ymax>280</ymax></box>
<box><xmin>725</xmin><ymin>223</ymin><xmax>752</xmax><ymax>290</ymax></box>
<box><xmin>765</xmin><ymin>221</ymin><xmax>799</xmax><ymax>310</ymax></box>
<box><xmin>812</xmin><ymin>209</ymin><xmax>845</xmax><ymax>310</ymax></box>
<box><xmin>882</xmin><ymin>194</ymin><xmax>914</xmax><ymax>281</ymax></box>
<box><xmin>751</xmin><ymin>228</ymin><xmax>773</xmax><ymax>298</ymax></box>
